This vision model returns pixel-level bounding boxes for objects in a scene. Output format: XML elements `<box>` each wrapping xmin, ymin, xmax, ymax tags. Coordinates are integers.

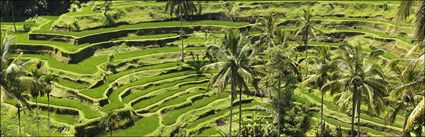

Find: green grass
<box><xmin>186</xmin><ymin>102</ymin><xmax>260</xmax><ymax>129</ymax></box>
<box><xmin>112</xmin><ymin>115</ymin><xmax>160</xmax><ymax>136</ymax></box>
<box><xmin>162</xmin><ymin>93</ymin><xmax>228</xmax><ymax>126</ymax></box>
<box><xmin>132</xmin><ymin>82</ymin><xmax>208</xmax><ymax>110</ymax></box>
<box><xmin>51</xmin><ymin>113</ymin><xmax>78</xmax><ymax>125</ymax></box>
<box><xmin>57</xmin><ymin>78</ymin><xmax>90</xmax><ymax>90</ymax></box>
<box><xmin>122</xmin><ymin>75</ymin><xmax>204</xmax><ymax>103</ymax></box>
<box><xmin>80</xmin><ymin>62</ymin><xmax>179</xmax><ymax>98</ymax></box>
<box><xmin>34</xmin><ymin>96</ymin><xmax>102</xmax><ymax>119</ymax></box>
<box><xmin>147</xmin><ymin>90</ymin><xmax>204</xmax><ymax>113</ymax></box>
<box><xmin>17</xmin><ymin>54</ymin><xmax>107</xmax><ymax>74</ymax></box>
<box><xmin>101</xmin><ymin>70</ymin><xmax>197</xmax><ymax>112</ymax></box>
<box><xmin>197</xmin><ymin>127</ymin><xmax>221</xmax><ymax>136</ymax></box>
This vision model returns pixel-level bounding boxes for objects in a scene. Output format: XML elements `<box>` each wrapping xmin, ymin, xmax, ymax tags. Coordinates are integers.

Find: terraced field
<box><xmin>1</xmin><ymin>1</ymin><xmax>417</xmax><ymax>136</ymax></box>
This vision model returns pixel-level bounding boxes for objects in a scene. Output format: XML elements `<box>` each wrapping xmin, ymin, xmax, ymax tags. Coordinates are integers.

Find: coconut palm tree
<box><xmin>295</xmin><ymin>7</ymin><xmax>320</xmax><ymax>59</ymax></box>
<box><xmin>98</xmin><ymin>111</ymin><xmax>120</xmax><ymax>137</ymax></box>
<box><xmin>255</xmin><ymin>14</ymin><xmax>286</xmax><ymax>50</ymax></box>
<box><xmin>1</xmin><ymin>33</ymin><xmax>36</xmax><ymax>136</ymax></box>
<box><xmin>2</xmin><ymin>0</ymin><xmax>17</xmax><ymax>31</ymax></box>
<box><xmin>301</xmin><ymin>45</ymin><xmax>336</xmax><ymax>135</ymax></box>
<box><xmin>295</xmin><ymin>7</ymin><xmax>320</xmax><ymax>77</ymax></box>
<box><xmin>322</xmin><ymin>43</ymin><xmax>387</xmax><ymax>137</ymax></box>
<box><xmin>165</xmin><ymin>0</ymin><xmax>199</xmax><ymax>62</ymax></box>
<box><xmin>202</xmin><ymin>29</ymin><xmax>261</xmax><ymax>136</ymax></box>
<box><xmin>40</xmin><ymin>73</ymin><xmax>57</xmax><ymax>137</ymax></box>
<box><xmin>386</xmin><ymin>55</ymin><xmax>424</xmax><ymax>135</ymax></box>
<box><xmin>22</xmin><ymin>69</ymin><xmax>45</xmax><ymax>136</ymax></box>
<box><xmin>396</xmin><ymin>0</ymin><xmax>424</xmax><ymax>56</ymax></box>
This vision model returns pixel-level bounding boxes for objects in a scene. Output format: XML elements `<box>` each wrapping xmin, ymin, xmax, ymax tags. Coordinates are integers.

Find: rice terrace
<box><xmin>0</xmin><ymin>0</ymin><xmax>424</xmax><ymax>136</ymax></box>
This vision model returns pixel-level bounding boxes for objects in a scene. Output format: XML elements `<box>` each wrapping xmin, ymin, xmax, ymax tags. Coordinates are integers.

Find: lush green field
<box><xmin>1</xmin><ymin>1</ymin><xmax>418</xmax><ymax>136</ymax></box>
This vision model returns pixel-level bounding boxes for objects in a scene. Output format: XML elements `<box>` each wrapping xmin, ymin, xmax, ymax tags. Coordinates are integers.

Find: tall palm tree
<box><xmin>98</xmin><ymin>111</ymin><xmax>120</xmax><ymax>137</ymax></box>
<box><xmin>295</xmin><ymin>7</ymin><xmax>320</xmax><ymax>77</ymax></box>
<box><xmin>1</xmin><ymin>33</ymin><xmax>34</xmax><ymax>136</ymax></box>
<box><xmin>301</xmin><ymin>45</ymin><xmax>335</xmax><ymax>135</ymax></box>
<box><xmin>295</xmin><ymin>7</ymin><xmax>320</xmax><ymax>59</ymax></box>
<box><xmin>386</xmin><ymin>60</ymin><xmax>424</xmax><ymax>129</ymax></box>
<box><xmin>40</xmin><ymin>73</ymin><xmax>57</xmax><ymax>137</ymax></box>
<box><xmin>202</xmin><ymin>29</ymin><xmax>261</xmax><ymax>136</ymax></box>
<box><xmin>2</xmin><ymin>0</ymin><xmax>17</xmax><ymax>31</ymax></box>
<box><xmin>21</xmin><ymin>69</ymin><xmax>45</xmax><ymax>136</ymax></box>
<box><xmin>165</xmin><ymin>0</ymin><xmax>199</xmax><ymax>62</ymax></box>
<box><xmin>322</xmin><ymin>43</ymin><xmax>387</xmax><ymax>137</ymax></box>
<box><xmin>396</xmin><ymin>0</ymin><xmax>425</xmax><ymax>56</ymax></box>
<box><xmin>255</xmin><ymin>14</ymin><xmax>286</xmax><ymax>50</ymax></box>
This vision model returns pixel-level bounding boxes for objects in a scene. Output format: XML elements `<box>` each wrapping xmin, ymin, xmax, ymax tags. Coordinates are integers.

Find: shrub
<box><xmin>23</xmin><ymin>23</ymin><xmax>32</xmax><ymax>32</ymax></box>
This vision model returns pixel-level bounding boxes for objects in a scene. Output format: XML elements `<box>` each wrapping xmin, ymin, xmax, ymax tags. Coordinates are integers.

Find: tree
<box><xmin>396</xmin><ymin>0</ymin><xmax>425</xmax><ymax>56</ymax></box>
<box><xmin>386</xmin><ymin>55</ymin><xmax>424</xmax><ymax>135</ymax></box>
<box><xmin>98</xmin><ymin>111</ymin><xmax>120</xmax><ymax>137</ymax></box>
<box><xmin>301</xmin><ymin>45</ymin><xmax>335</xmax><ymax>135</ymax></box>
<box><xmin>165</xmin><ymin>0</ymin><xmax>199</xmax><ymax>62</ymax></box>
<box><xmin>20</xmin><ymin>69</ymin><xmax>45</xmax><ymax>137</ymax></box>
<box><xmin>295</xmin><ymin>7</ymin><xmax>320</xmax><ymax>76</ymax></box>
<box><xmin>1</xmin><ymin>33</ymin><xmax>35</xmax><ymax>135</ymax></box>
<box><xmin>322</xmin><ymin>43</ymin><xmax>387</xmax><ymax>137</ymax></box>
<box><xmin>255</xmin><ymin>13</ymin><xmax>286</xmax><ymax>50</ymax></box>
<box><xmin>202</xmin><ymin>29</ymin><xmax>261</xmax><ymax>136</ymax></box>
<box><xmin>40</xmin><ymin>73</ymin><xmax>57</xmax><ymax>137</ymax></box>
<box><xmin>262</xmin><ymin>43</ymin><xmax>301</xmax><ymax>136</ymax></box>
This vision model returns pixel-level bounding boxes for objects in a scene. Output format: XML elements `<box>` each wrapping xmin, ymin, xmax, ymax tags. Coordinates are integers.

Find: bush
<box><xmin>23</xmin><ymin>23</ymin><xmax>32</xmax><ymax>32</ymax></box>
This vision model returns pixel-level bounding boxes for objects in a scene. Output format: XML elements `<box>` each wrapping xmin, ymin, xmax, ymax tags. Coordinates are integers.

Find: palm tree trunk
<box><xmin>229</xmin><ymin>93</ymin><xmax>234</xmax><ymax>137</ymax></box>
<box><xmin>277</xmin><ymin>79</ymin><xmax>282</xmax><ymax>136</ymax></box>
<box><xmin>239</xmin><ymin>86</ymin><xmax>242</xmax><ymax>137</ymax></box>
<box><xmin>11</xmin><ymin>3</ymin><xmax>16</xmax><ymax>32</ymax></box>
<box><xmin>180</xmin><ymin>10</ymin><xmax>185</xmax><ymax>63</ymax></box>
<box><xmin>304</xmin><ymin>27</ymin><xmax>308</xmax><ymax>77</ymax></box>
<box><xmin>48</xmin><ymin>94</ymin><xmax>51</xmax><ymax>137</ymax></box>
<box><xmin>357</xmin><ymin>92</ymin><xmax>361</xmax><ymax>137</ymax></box>
<box><xmin>18</xmin><ymin>105</ymin><xmax>21</xmax><ymax>137</ymax></box>
<box><xmin>36</xmin><ymin>97</ymin><xmax>40</xmax><ymax>137</ymax></box>
<box><xmin>351</xmin><ymin>88</ymin><xmax>356</xmax><ymax>137</ymax></box>
<box><xmin>321</xmin><ymin>89</ymin><xmax>324</xmax><ymax>136</ymax></box>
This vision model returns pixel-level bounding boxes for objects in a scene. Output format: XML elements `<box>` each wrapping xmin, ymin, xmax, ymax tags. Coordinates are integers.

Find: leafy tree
<box><xmin>202</xmin><ymin>29</ymin><xmax>261</xmax><ymax>136</ymax></box>
<box><xmin>262</xmin><ymin>42</ymin><xmax>300</xmax><ymax>136</ymax></box>
<box><xmin>165</xmin><ymin>0</ymin><xmax>199</xmax><ymax>62</ymax></box>
<box><xmin>322</xmin><ymin>43</ymin><xmax>387</xmax><ymax>137</ymax></box>
<box><xmin>302</xmin><ymin>45</ymin><xmax>336</xmax><ymax>135</ymax></box>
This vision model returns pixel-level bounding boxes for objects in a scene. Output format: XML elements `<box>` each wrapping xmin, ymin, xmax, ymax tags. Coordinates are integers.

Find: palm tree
<box><xmin>40</xmin><ymin>73</ymin><xmax>57</xmax><ymax>137</ymax></box>
<box><xmin>301</xmin><ymin>45</ymin><xmax>335</xmax><ymax>135</ymax></box>
<box><xmin>255</xmin><ymin>14</ymin><xmax>286</xmax><ymax>50</ymax></box>
<box><xmin>202</xmin><ymin>29</ymin><xmax>261</xmax><ymax>136</ymax></box>
<box><xmin>396</xmin><ymin>0</ymin><xmax>424</xmax><ymax>56</ymax></box>
<box><xmin>21</xmin><ymin>69</ymin><xmax>45</xmax><ymax>136</ymax></box>
<box><xmin>2</xmin><ymin>0</ymin><xmax>17</xmax><ymax>31</ymax></box>
<box><xmin>165</xmin><ymin>0</ymin><xmax>199</xmax><ymax>62</ymax></box>
<box><xmin>263</xmin><ymin>43</ymin><xmax>300</xmax><ymax>136</ymax></box>
<box><xmin>1</xmin><ymin>33</ymin><xmax>35</xmax><ymax>136</ymax></box>
<box><xmin>322</xmin><ymin>43</ymin><xmax>387</xmax><ymax>137</ymax></box>
<box><xmin>295</xmin><ymin>7</ymin><xmax>320</xmax><ymax>77</ymax></box>
<box><xmin>98</xmin><ymin>111</ymin><xmax>120</xmax><ymax>137</ymax></box>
